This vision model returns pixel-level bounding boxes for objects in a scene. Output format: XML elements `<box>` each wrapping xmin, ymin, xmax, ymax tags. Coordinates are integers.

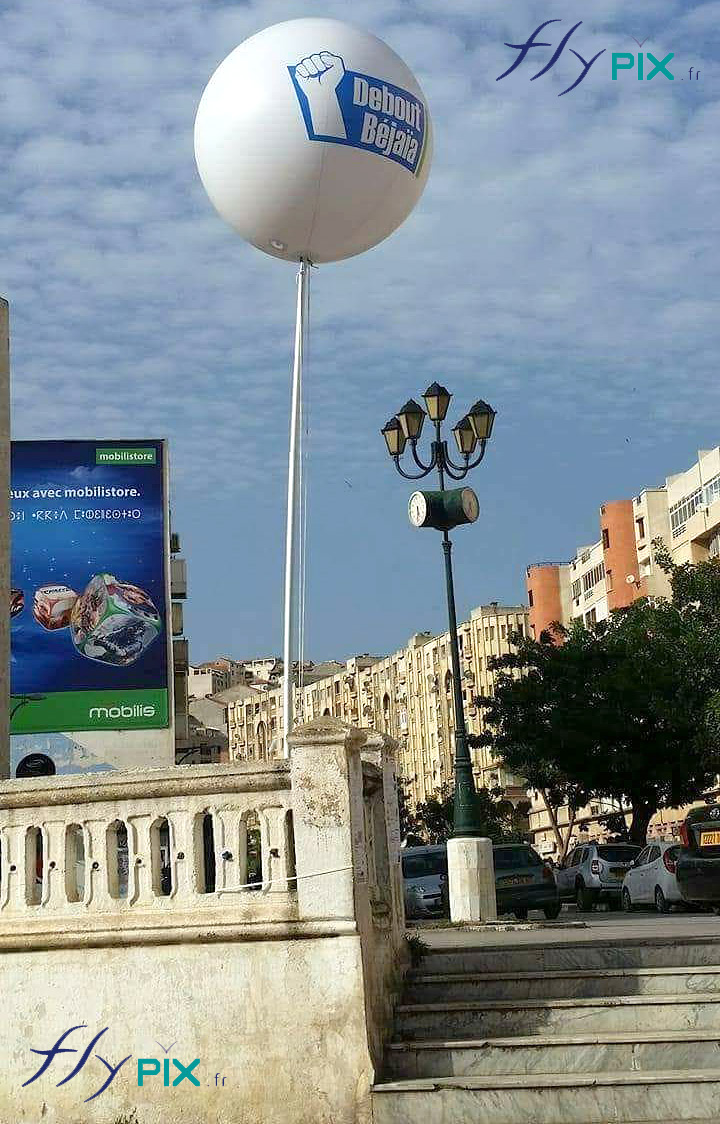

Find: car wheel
<box><xmin>622</xmin><ymin>887</ymin><xmax>633</xmax><ymax>912</ymax></box>
<box><xmin>655</xmin><ymin>886</ymin><xmax>670</xmax><ymax>914</ymax></box>
<box><xmin>576</xmin><ymin>885</ymin><xmax>594</xmax><ymax>912</ymax></box>
<box><xmin>513</xmin><ymin>907</ymin><xmax>529</xmax><ymax>921</ymax></box>
<box><xmin>543</xmin><ymin>901</ymin><xmax>562</xmax><ymax>920</ymax></box>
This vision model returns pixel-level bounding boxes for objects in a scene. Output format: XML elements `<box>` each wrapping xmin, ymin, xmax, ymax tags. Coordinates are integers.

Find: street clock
<box><xmin>408</xmin><ymin>487</ymin><xmax>480</xmax><ymax>531</ymax></box>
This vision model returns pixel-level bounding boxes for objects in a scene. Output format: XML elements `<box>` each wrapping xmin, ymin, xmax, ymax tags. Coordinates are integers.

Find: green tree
<box><xmin>404</xmin><ymin>781</ymin><xmax>529</xmax><ymax>845</ymax></box>
<box><xmin>479</xmin><ymin>579</ymin><xmax>720</xmax><ymax>845</ymax></box>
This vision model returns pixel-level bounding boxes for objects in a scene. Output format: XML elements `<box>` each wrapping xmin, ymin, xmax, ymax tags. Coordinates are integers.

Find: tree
<box><xmin>400</xmin><ymin>780</ymin><xmax>529</xmax><ymax>845</ymax></box>
<box><xmin>479</xmin><ymin>580</ymin><xmax>720</xmax><ymax>845</ymax></box>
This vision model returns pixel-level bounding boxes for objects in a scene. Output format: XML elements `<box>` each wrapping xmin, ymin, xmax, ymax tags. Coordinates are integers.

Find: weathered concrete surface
<box><xmin>3</xmin><ymin>936</ymin><xmax>373</xmax><ymax>1123</ymax></box>
<box><xmin>447</xmin><ymin>837</ymin><xmax>496</xmax><ymax>923</ymax></box>
<box><xmin>0</xmin><ymin>720</ymin><xmax>407</xmax><ymax>1123</ymax></box>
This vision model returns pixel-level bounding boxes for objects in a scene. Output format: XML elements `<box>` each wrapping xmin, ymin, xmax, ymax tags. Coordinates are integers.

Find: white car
<box><xmin>621</xmin><ymin>842</ymin><xmax>683</xmax><ymax>913</ymax></box>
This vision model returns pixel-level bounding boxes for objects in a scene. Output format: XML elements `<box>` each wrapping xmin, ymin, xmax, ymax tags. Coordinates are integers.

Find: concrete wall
<box><xmin>0</xmin><ymin>721</ymin><xmax>405</xmax><ymax>1123</ymax></box>
<box><xmin>1</xmin><ymin>937</ymin><xmax>373</xmax><ymax>1124</ymax></box>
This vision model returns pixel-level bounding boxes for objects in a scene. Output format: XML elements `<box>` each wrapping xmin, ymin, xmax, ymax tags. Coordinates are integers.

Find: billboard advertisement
<box><xmin>10</xmin><ymin>440</ymin><xmax>170</xmax><ymax>746</ymax></box>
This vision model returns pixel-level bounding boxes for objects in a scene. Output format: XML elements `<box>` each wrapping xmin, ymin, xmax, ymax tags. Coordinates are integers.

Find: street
<box><xmin>412</xmin><ymin>904</ymin><xmax>720</xmax><ymax>949</ymax></box>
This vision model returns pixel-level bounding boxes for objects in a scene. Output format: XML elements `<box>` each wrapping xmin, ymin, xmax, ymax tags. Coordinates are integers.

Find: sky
<box><xmin>2</xmin><ymin>0</ymin><xmax>719</xmax><ymax>665</ymax></box>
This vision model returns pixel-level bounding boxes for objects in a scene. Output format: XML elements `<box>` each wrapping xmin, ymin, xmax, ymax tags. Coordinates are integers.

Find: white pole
<box><xmin>283</xmin><ymin>260</ymin><xmax>309</xmax><ymax>757</ymax></box>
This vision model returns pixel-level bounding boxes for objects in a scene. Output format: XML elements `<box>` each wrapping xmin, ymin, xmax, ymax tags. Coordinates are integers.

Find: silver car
<box><xmin>402</xmin><ymin>844</ymin><xmax>447</xmax><ymax>919</ymax></box>
<box><xmin>556</xmin><ymin>841</ymin><xmax>641</xmax><ymax>910</ymax></box>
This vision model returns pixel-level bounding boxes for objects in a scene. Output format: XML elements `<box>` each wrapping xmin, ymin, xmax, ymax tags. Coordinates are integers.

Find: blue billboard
<box><xmin>10</xmin><ymin>439</ymin><xmax>169</xmax><ymax>734</ymax></box>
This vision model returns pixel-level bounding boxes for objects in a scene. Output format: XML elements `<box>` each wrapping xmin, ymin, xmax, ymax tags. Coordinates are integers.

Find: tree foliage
<box><xmin>478</xmin><ymin>548</ymin><xmax>720</xmax><ymax>844</ymax></box>
<box><xmin>398</xmin><ymin>779</ymin><xmax>530</xmax><ymax>845</ymax></box>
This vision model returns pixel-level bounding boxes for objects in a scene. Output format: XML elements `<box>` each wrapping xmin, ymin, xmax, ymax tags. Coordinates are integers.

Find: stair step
<box><xmin>396</xmin><ymin>992</ymin><xmax>720</xmax><ymax>1038</ymax></box>
<box><xmin>385</xmin><ymin>1028</ymin><xmax>720</xmax><ymax>1078</ymax></box>
<box><xmin>419</xmin><ymin>936</ymin><xmax>720</xmax><ymax>975</ymax></box>
<box><xmin>406</xmin><ymin>965</ymin><xmax>720</xmax><ymax>1002</ymax></box>
<box><xmin>372</xmin><ymin>1068</ymin><xmax>720</xmax><ymax>1124</ymax></box>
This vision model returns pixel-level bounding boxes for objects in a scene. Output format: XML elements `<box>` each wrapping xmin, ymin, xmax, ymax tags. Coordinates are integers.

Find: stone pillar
<box><xmin>0</xmin><ymin>300</ymin><xmax>9</xmax><ymax>779</ymax></box>
<box><xmin>288</xmin><ymin>718</ymin><xmax>366</xmax><ymax>922</ymax></box>
<box><xmin>447</xmin><ymin>836</ymin><xmax>497</xmax><ymax>923</ymax></box>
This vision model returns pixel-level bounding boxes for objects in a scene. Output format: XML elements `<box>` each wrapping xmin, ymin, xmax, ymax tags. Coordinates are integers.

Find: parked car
<box><xmin>555</xmin><ymin>841</ymin><xmax>641</xmax><ymax>910</ymax></box>
<box><xmin>676</xmin><ymin>804</ymin><xmax>720</xmax><ymax>906</ymax></box>
<box><xmin>621</xmin><ymin>842</ymin><xmax>683</xmax><ymax>912</ymax></box>
<box><xmin>437</xmin><ymin>842</ymin><xmax>560</xmax><ymax>921</ymax></box>
<box><xmin>402</xmin><ymin>844</ymin><xmax>447</xmax><ymax>919</ymax></box>
<box><xmin>493</xmin><ymin>843</ymin><xmax>561</xmax><ymax>920</ymax></box>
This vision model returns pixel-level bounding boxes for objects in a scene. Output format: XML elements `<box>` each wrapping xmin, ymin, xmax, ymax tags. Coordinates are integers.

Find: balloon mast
<box><xmin>194</xmin><ymin>18</ymin><xmax>433</xmax><ymax>755</ymax></box>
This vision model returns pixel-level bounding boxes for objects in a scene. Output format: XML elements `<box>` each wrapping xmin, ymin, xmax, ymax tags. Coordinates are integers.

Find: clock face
<box><xmin>461</xmin><ymin>488</ymin><xmax>480</xmax><ymax>523</ymax></box>
<box><xmin>408</xmin><ymin>491</ymin><xmax>428</xmax><ymax>527</ymax></box>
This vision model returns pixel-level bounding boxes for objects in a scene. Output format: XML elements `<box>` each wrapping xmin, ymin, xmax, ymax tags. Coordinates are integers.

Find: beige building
<box><xmin>227</xmin><ymin>603</ymin><xmax>530</xmax><ymax>809</ymax></box>
<box><xmin>526</xmin><ymin>446</ymin><xmax>720</xmax><ymax>858</ymax></box>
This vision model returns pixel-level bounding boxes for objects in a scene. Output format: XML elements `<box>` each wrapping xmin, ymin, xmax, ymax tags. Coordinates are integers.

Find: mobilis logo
<box><xmin>89</xmin><ymin>705</ymin><xmax>157</xmax><ymax>721</ymax></box>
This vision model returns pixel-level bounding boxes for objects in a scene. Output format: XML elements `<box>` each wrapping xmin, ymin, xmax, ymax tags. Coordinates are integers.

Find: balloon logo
<box><xmin>194</xmin><ymin>18</ymin><xmax>433</xmax><ymax>263</ymax></box>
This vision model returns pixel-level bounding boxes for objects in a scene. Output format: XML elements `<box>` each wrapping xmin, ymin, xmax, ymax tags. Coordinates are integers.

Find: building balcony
<box><xmin>170</xmin><ymin>557</ymin><xmax>187</xmax><ymax>599</ymax></box>
<box><xmin>172</xmin><ymin>638</ymin><xmax>189</xmax><ymax>673</ymax></box>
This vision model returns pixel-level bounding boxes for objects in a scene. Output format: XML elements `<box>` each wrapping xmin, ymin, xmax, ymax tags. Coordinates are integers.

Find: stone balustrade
<box><xmin>0</xmin><ymin>720</ymin><xmax>405</xmax><ymax>957</ymax></box>
<box><xmin>0</xmin><ymin>761</ymin><xmax>303</xmax><ymax>949</ymax></box>
<box><xmin>0</xmin><ymin>720</ymin><xmax>407</xmax><ymax>1124</ymax></box>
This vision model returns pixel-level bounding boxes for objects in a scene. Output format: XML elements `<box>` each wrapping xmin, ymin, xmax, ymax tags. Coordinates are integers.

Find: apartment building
<box><xmin>227</xmin><ymin>603</ymin><xmax>530</xmax><ymax>809</ymax></box>
<box><xmin>525</xmin><ymin>446</ymin><xmax>720</xmax><ymax>857</ymax></box>
<box><xmin>188</xmin><ymin>665</ymin><xmax>234</xmax><ymax>699</ymax></box>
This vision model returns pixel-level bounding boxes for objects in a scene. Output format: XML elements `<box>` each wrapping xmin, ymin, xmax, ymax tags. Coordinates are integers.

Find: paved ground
<box><xmin>410</xmin><ymin>905</ymin><xmax>720</xmax><ymax>948</ymax></box>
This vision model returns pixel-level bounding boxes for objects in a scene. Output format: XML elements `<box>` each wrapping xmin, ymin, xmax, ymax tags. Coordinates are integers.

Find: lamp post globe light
<box><xmin>381</xmin><ymin>386</ymin><xmax>496</xmax><ymax>837</ymax></box>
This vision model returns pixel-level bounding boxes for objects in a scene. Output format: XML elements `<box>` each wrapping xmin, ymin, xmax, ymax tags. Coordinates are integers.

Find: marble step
<box><xmin>405</xmin><ymin>965</ymin><xmax>720</xmax><ymax>1003</ymax></box>
<box><xmin>385</xmin><ymin>1028</ymin><xmax>720</xmax><ymax>1079</ymax></box>
<box><xmin>419</xmin><ymin>937</ymin><xmax>720</xmax><ymax>976</ymax></box>
<box><xmin>396</xmin><ymin>993</ymin><xmax>720</xmax><ymax>1038</ymax></box>
<box><xmin>372</xmin><ymin>1069</ymin><xmax>720</xmax><ymax>1124</ymax></box>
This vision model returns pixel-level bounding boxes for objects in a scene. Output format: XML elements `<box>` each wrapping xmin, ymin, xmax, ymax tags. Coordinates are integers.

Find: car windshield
<box><xmin>494</xmin><ymin>847</ymin><xmax>542</xmax><ymax>871</ymax></box>
<box><xmin>596</xmin><ymin>846</ymin><xmax>639</xmax><ymax>862</ymax></box>
<box><xmin>402</xmin><ymin>852</ymin><xmax>447</xmax><ymax>879</ymax></box>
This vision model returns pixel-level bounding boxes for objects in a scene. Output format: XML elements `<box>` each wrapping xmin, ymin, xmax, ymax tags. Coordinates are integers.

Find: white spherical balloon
<box><xmin>194</xmin><ymin>18</ymin><xmax>433</xmax><ymax>264</ymax></box>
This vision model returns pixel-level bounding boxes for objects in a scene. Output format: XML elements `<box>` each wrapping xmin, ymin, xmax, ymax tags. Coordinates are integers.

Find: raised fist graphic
<box><xmin>294</xmin><ymin>51</ymin><xmax>347</xmax><ymax>139</ymax></box>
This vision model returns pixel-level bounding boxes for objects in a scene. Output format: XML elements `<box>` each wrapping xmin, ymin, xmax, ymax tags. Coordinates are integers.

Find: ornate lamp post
<box><xmin>381</xmin><ymin>385</ymin><xmax>496</xmax><ymax>837</ymax></box>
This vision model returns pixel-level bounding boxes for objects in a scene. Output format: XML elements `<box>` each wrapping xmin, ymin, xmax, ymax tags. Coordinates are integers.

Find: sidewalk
<box><xmin>410</xmin><ymin>907</ymin><xmax>720</xmax><ymax>949</ymax></box>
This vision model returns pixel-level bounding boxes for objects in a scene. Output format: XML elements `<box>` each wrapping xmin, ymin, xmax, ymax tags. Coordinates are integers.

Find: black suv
<box><xmin>676</xmin><ymin>804</ymin><xmax>720</xmax><ymax>905</ymax></box>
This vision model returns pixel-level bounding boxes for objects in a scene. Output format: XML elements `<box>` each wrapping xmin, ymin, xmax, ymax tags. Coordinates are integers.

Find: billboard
<box><xmin>10</xmin><ymin>440</ymin><xmax>170</xmax><ymax>745</ymax></box>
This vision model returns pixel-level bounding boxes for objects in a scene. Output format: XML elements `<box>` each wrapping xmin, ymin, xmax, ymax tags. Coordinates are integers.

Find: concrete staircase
<box><xmin>372</xmin><ymin>935</ymin><xmax>720</xmax><ymax>1123</ymax></box>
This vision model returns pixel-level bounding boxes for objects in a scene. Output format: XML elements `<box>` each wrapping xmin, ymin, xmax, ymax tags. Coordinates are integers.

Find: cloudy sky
<box><xmin>3</xmin><ymin>0</ymin><xmax>718</xmax><ymax>664</ymax></box>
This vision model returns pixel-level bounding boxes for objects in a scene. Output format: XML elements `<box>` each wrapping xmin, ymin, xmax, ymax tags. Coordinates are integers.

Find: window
<box><xmin>602</xmin><ymin>528</ymin><xmax>610</xmax><ymax>549</ymax></box>
<box><xmin>596</xmin><ymin>845</ymin><xmax>640</xmax><ymax>862</ymax></box>
<box><xmin>670</xmin><ymin>487</ymin><xmax>702</xmax><ymax>538</ymax></box>
<box><xmin>528</xmin><ymin>589</ymin><xmax>534</xmax><ymax>607</ymax></box>
<box><xmin>585</xmin><ymin>607</ymin><xmax>597</xmax><ymax>626</ymax></box>
<box><xmin>636</xmin><ymin>516</ymin><xmax>645</xmax><ymax>540</ymax></box>
<box><xmin>571</xmin><ymin>579</ymin><xmax>582</xmax><ymax>600</ymax></box>
<box><xmin>606</xmin><ymin>569</ymin><xmax>613</xmax><ymax>591</ymax></box>
<box><xmin>582</xmin><ymin>562</ymin><xmax>605</xmax><ymax>593</ymax></box>
<box><xmin>500</xmin><ymin>625</ymin><xmax>506</xmax><ymax>639</ymax></box>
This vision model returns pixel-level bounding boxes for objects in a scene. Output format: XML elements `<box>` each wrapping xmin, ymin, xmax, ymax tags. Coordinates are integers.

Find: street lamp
<box><xmin>381</xmin><ymin>384</ymin><xmax>496</xmax><ymax>838</ymax></box>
